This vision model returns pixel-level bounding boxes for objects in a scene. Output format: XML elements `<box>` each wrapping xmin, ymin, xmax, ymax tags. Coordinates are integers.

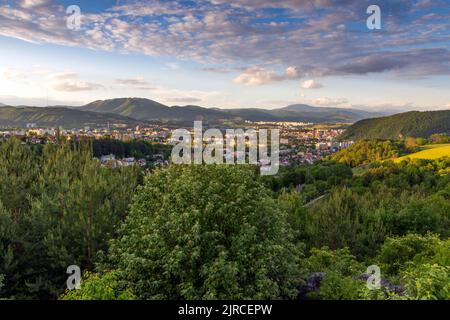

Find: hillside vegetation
<box><xmin>0</xmin><ymin>138</ymin><xmax>448</xmax><ymax>300</ymax></box>
<box><xmin>0</xmin><ymin>106</ymin><xmax>142</xmax><ymax>128</ymax></box>
<box><xmin>341</xmin><ymin>110</ymin><xmax>450</xmax><ymax>140</ymax></box>
<box><xmin>330</xmin><ymin>140</ymin><xmax>405</xmax><ymax>167</ymax></box>
<box><xmin>79</xmin><ymin>98</ymin><xmax>384</xmax><ymax>123</ymax></box>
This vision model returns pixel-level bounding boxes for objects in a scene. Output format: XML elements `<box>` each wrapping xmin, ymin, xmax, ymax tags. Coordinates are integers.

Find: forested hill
<box><xmin>341</xmin><ymin>110</ymin><xmax>450</xmax><ymax>140</ymax></box>
<box><xmin>0</xmin><ymin>106</ymin><xmax>142</xmax><ymax>128</ymax></box>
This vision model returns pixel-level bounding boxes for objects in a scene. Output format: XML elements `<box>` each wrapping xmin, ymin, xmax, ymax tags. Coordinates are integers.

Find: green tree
<box><xmin>105</xmin><ymin>165</ymin><xmax>303</xmax><ymax>300</ymax></box>
<box><xmin>0</xmin><ymin>140</ymin><xmax>140</xmax><ymax>299</ymax></box>
<box><xmin>60</xmin><ymin>271</ymin><xmax>135</xmax><ymax>300</ymax></box>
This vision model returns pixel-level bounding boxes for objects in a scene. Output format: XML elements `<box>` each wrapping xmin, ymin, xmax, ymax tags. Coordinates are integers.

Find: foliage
<box><xmin>401</xmin><ymin>263</ymin><xmax>450</xmax><ymax>300</ymax></box>
<box><xmin>341</xmin><ymin>110</ymin><xmax>450</xmax><ymax>140</ymax></box>
<box><xmin>105</xmin><ymin>165</ymin><xmax>303</xmax><ymax>300</ymax></box>
<box><xmin>330</xmin><ymin>140</ymin><xmax>404</xmax><ymax>167</ymax></box>
<box><xmin>92</xmin><ymin>139</ymin><xmax>171</xmax><ymax>160</ymax></box>
<box><xmin>303</xmin><ymin>247</ymin><xmax>365</xmax><ymax>300</ymax></box>
<box><xmin>376</xmin><ymin>234</ymin><xmax>450</xmax><ymax>276</ymax></box>
<box><xmin>0</xmin><ymin>135</ymin><xmax>449</xmax><ymax>301</ymax></box>
<box><xmin>263</xmin><ymin>161</ymin><xmax>352</xmax><ymax>201</ymax></box>
<box><xmin>0</xmin><ymin>274</ymin><xmax>4</xmax><ymax>291</ymax></box>
<box><xmin>0</xmin><ymin>138</ymin><xmax>140</xmax><ymax>299</ymax></box>
<box><xmin>60</xmin><ymin>271</ymin><xmax>135</xmax><ymax>300</ymax></box>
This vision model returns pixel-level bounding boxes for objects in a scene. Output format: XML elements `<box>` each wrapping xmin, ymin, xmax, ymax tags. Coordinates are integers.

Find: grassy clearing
<box><xmin>396</xmin><ymin>144</ymin><xmax>450</xmax><ymax>162</ymax></box>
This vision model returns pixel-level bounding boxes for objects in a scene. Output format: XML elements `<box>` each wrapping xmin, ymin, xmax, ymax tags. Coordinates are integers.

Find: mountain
<box><xmin>0</xmin><ymin>106</ymin><xmax>143</xmax><ymax>128</ymax></box>
<box><xmin>80</xmin><ymin>98</ymin><xmax>229</xmax><ymax>122</ymax></box>
<box><xmin>0</xmin><ymin>103</ymin><xmax>6</xmax><ymax>107</ymax></box>
<box><xmin>0</xmin><ymin>98</ymin><xmax>406</xmax><ymax>128</ymax></box>
<box><xmin>80</xmin><ymin>98</ymin><xmax>383</xmax><ymax>123</ymax></box>
<box><xmin>341</xmin><ymin>110</ymin><xmax>450</xmax><ymax>140</ymax></box>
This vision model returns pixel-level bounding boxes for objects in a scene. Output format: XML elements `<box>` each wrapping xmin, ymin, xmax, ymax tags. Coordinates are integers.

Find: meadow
<box><xmin>396</xmin><ymin>144</ymin><xmax>450</xmax><ymax>162</ymax></box>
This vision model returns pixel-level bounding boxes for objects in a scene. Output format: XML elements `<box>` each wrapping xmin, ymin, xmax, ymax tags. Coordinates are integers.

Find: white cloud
<box><xmin>314</xmin><ymin>97</ymin><xmax>349</xmax><ymax>106</ymax></box>
<box><xmin>0</xmin><ymin>0</ymin><xmax>447</xmax><ymax>81</ymax></box>
<box><xmin>301</xmin><ymin>79</ymin><xmax>323</xmax><ymax>89</ymax></box>
<box><xmin>52</xmin><ymin>81</ymin><xmax>103</xmax><ymax>92</ymax></box>
<box><xmin>233</xmin><ymin>66</ymin><xmax>304</xmax><ymax>86</ymax></box>
<box><xmin>233</xmin><ymin>67</ymin><xmax>283</xmax><ymax>86</ymax></box>
<box><xmin>115</xmin><ymin>77</ymin><xmax>155</xmax><ymax>91</ymax></box>
<box><xmin>167</xmin><ymin>97</ymin><xmax>202</xmax><ymax>104</ymax></box>
<box><xmin>47</xmin><ymin>72</ymin><xmax>79</xmax><ymax>80</ymax></box>
<box><xmin>20</xmin><ymin>0</ymin><xmax>51</xmax><ymax>9</ymax></box>
<box><xmin>48</xmin><ymin>72</ymin><xmax>103</xmax><ymax>92</ymax></box>
<box><xmin>285</xmin><ymin>66</ymin><xmax>300</xmax><ymax>79</ymax></box>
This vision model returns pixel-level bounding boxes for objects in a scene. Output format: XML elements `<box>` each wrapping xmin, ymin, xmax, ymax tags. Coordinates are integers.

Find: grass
<box><xmin>396</xmin><ymin>144</ymin><xmax>450</xmax><ymax>162</ymax></box>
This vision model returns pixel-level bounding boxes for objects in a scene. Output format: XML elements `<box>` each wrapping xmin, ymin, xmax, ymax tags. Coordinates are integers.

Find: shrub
<box><xmin>61</xmin><ymin>271</ymin><xmax>135</xmax><ymax>300</ymax></box>
<box><xmin>106</xmin><ymin>165</ymin><xmax>303</xmax><ymax>300</ymax></box>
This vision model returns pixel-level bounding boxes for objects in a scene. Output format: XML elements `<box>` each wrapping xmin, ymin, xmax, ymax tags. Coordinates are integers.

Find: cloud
<box><xmin>115</xmin><ymin>77</ymin><xmax>155</xmax><ymax>90</ymax></box>
<box><xmin>233</xmin><ymin>67</ymin><xmax>283</xmax><ymax>86</ymax></box>
<box><xmin>167</xmin><ymin>97</ymin><xmax>202</xmax><ymax>104</ymax></box>
<box><xmin>0</xmin><ymin>94</ymin><xmax>84</xmax><ymax>107</ymax></box>
<box><xmin>233</xmin><ymin>66</ymin><xmax>305</xmax><ymax>86</ymax></box>
<box><xmin>52</xmin><ymin>81</ymin><xmax>103</xmax><ymax>92</ymax></box>
<box><xmin>47</xmin><ymin>72</ymin><xmax>79</xmax><ymax>80</ymax></box>
<box><xmin>20</xmin><ymin>0</ymin><xmax>51</xmax><ymax>9</ymax></box>
<box><xmin>0</xmin><ymin>66</ymin><xmax>51</xmax><ymax>80</ymax></box>
<box><xmin>0</xmin><ymin>0</ymin><xmax>448</xmax><ymax>81</ymax></box>
<box><xmin>48</xmin><ymin>72</ymin><xmax>103</xmax><ymax>92</ymax></box>
<box><xmin>314</xmin><ymin>97</ymin><xmax>349</xmax><ymax>106</ymax></box>
<box><xmin>202</xmin><ymin>67</ymin><xmax>233</xmax><ymax>74</ymax></box>
<box><xmin>301</xmin><ymin>79</ymin><xmax>323</xmax><ymax>89</ymax></box>
<box><xmin>285</xmin><ymin>66</ymin><xmax>301</xmax><ymax>79</ymax></box>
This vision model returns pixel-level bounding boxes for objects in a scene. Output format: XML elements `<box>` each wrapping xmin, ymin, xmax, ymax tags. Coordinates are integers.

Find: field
<box><xmin>396</xmin><ymin>144</ymin><xmax>450</xmax><ymax>162</ymax></box>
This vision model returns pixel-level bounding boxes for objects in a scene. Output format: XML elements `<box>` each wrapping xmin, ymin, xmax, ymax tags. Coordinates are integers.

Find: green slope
<box><xmin>80</xmin><ymin>98</ymin><xmax>230</xmax><ymax>122</ymax></box>
<box><xmin>0</xmin><ymin>106</ymin><xmax>142</xmax><ymax>128</ymax></box>
<box><xmin>341</xmin><ymin>110</ymin><xmax>450</xmax><ymax>140</ymax></box>
<box><xmin>80</xmin><ymin>98</ymin><xmax>385</xmax><ymax>123</ymax></box>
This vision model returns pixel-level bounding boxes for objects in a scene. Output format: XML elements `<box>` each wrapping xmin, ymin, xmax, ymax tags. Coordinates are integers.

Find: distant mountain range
<box><xmin>0</xmin><ymin>106</ymin><xmax>141</xmax><ymax>128</ymax></box>
<box><xmin>341</xmin><ymin>110</ymin><xmax>450</xmax><ymax>140</ymax></box>
<box><xmin>79</xmin><ymin>98</ymin><xmax>229</xmax><ymax>122</ymax></box>
<box><xmin>0</xmin><ymin>97</ymin><xmax>423</xmax><ymax>129</ymax></box>
<box><xmin>78</xmin><ymin>98</ymin><xmax>387</xmax><ymax>123</ymax></box>
<box><xmin>221</xmin><ymin>104</ymin><xmax>381</xmax><ymax>123</ymax></box>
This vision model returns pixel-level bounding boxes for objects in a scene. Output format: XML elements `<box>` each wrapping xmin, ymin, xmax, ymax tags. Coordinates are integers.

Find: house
<box><xmin>100</xmin><ymin>154</ymin><xmax>116</xmax><ymax>164</ymax></box>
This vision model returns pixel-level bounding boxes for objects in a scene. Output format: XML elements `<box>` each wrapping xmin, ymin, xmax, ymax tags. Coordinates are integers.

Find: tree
<box><xmin>60</xmin><ymin>271</ymin><xmax>135</xmax><ymax>300</ymax></box>
<box><xmin>0</xmin><ymin>140</ymin><xmax>140</xmax><ymax>299</ymax></box>
<box><xmin>405</xmin><ymin>137</ymin><xmax>419</xmax><ymax>151</ymax></box>
<box><xmin>105</xmin><ymin>165</ymin><xmax>303</xmax><ymax>300</ymax></box>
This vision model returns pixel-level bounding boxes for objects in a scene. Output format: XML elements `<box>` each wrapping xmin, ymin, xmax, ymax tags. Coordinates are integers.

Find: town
<box><xmin>0</xmin><ymin>121</ymin><xmax>354</xmax><ymax>169</ymax></box>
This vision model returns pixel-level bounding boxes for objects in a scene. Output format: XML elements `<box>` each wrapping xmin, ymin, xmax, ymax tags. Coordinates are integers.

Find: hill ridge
<box><xmin>341</xmin><ymin>110</ymin><xmax>450</xmax><ymax>140</ymax></box>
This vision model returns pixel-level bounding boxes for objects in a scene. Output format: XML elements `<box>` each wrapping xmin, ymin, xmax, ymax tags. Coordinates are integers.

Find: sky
<box><xmin>0</xmin><ymin>0</ymin><xmax>449</xmax><ymax>111</ymax></box>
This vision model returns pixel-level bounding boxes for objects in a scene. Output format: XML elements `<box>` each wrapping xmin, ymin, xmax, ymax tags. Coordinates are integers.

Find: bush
<box><xmin>106</xmin><ymin>165</ymin><xmax>303</xmax><ymax>300</ymax></box>
<box><xmin>401</xmin><ymin>264</ymin><xmax>450</xmax><ymax>300</ymax></box>
<box><xmin>376</xmin><ymin>234</ymin><xmax>449</xmax><ymax>276</ymax></box>
<box><xmin>61</xmin><ymin>271</ymin><xmax>135</xmax><ymax>300</ymax></box>
<box><xmin>304</xmin><ymin>247</ymin><xmax>365</xmax><ymax>300</ymax></box>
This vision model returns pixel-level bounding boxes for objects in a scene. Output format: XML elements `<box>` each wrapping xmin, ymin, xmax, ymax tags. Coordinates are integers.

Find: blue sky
<box><xmin>0</xmin><ymin>0</ymin><xmax>449</xmax><ymax>110</ymax></box>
